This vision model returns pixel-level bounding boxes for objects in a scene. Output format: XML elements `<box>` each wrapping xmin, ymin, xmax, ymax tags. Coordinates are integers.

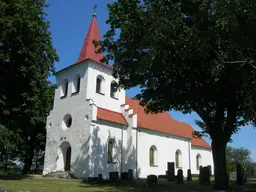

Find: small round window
<box><xmin>63</xmin><ymin>114</ymin><xmax>72</xmax><ymax>128</ymax></box>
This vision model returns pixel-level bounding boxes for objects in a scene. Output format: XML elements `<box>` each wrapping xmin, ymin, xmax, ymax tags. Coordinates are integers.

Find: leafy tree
<box><xmin>0</xmin><ymin>0</ymin><xmax>58</xmax><ymax>174</ymax></box>
<box><xmin>252</xmin><ymin>163</ymin><xmax>256</xmax><ymax>178</ymax></box>
<box><xmin>98</xmin><ymin>0</ymin><xmax>256</xmax><ymax>190</ymax></box>
<box><xmin>0</xmin><ymin>125</ymin><xmax>22</xmax><ymax>172</ymax></box>
<box><xmin>246</xmin><ymin>162</ymin><xmax>255</xmax><ymax>178</ymax></box>
<box><xmin>226</xmin><ymin>146</ymin><xmax>255</xmax><ymax>178</ymax></box>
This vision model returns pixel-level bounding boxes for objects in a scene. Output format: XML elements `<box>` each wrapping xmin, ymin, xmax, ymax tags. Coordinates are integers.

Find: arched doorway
<box><xmin>57</xmin><ymin>142</ymin><xmax>71</xmax><ymax>171</ymax></box>
<box><xmin>65</xmin><ymin>146</ymin><xmax>71</xmax><ymax>171</ymax></box>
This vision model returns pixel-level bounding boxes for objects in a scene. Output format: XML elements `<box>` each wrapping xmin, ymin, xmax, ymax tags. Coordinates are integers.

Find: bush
<box><xmin>0</xmin><ymin>164</ymin><xmax>22</xmax><ymax>176</ymax></box>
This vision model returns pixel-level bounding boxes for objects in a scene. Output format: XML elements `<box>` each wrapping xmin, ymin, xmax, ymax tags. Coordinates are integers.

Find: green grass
<box><xmin>0</xmin><ymin>177</ymin><xmax>126</xmax><ymax>192</ymax></box>
<box><xmin>0</xmin><ymin>175</ymin><xmax>255</xmax><ymax>192</ymax></box>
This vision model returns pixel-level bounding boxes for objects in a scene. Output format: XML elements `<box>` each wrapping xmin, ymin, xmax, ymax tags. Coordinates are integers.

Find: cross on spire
<box><xmin>93</xmin><ymin>4</ymin><xmax>98</xmax><ymax>17</ymax></box>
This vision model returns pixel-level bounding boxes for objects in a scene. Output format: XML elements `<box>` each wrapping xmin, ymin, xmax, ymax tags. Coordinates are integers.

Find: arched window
<box><xmin>149</xmin><ymin>145</ymin><xmax>158</xmax><ymax>167</ymax></box>
<box><xmin>108</xmin><ymin>139</ymin><xmax>115</xmax><ymax>163</ymax></box>
<box><xmin>110</xmin><ymin>81</ymin><xmax>118</xmax><ymax>99</ymax></box>
<box><xmin>175</xmin><ymin>150</ymin><xmax>182</xmax><ymax>168</ymax></box>
<box><xmin>76</xmin><ymin>75</ymin><xmax>81</xmax><ymax>93</ymax></box>
<box><xmin>196</xmin><ymin>154</ymin><xmax>202</xmax><ymax>170</ymax></box>
<box><xmin>72</xmin><ymin>75</ymin><xmax>81</xmax><ymax>94</ymax></box>
<box><xmin>61</xmin><ymin>79</ymin><xmax>68</xmax><ymax>98</ymax></box>
<box><xmin>96</xmin><ymin>75</ymin><xmax>105</xmax><ymax>94</ymax></box>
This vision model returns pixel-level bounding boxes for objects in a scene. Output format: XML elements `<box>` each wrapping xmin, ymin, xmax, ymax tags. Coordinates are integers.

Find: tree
<box><xmin>0</xmin><ymin>125</ymin><xmax>22</xmax><ymax>172</ymax></box>
<box><xmin>0</xmin><ymin>0</ymin><xmax>58</xmax><ymax>174</ymax></box>
<box><xmin>98</xmin><ymin>0</ymin><xmax>256</xmax><ymax>190</ymax></box>
<box><xmin>253</xmin><ymin>163</ymin><xmax>256</xmax><ymax>178</ymax></box>
<box><xmin>226</xmin><ymin>146</ymin><xmax>255</xmax><ymax>178</ymax></box>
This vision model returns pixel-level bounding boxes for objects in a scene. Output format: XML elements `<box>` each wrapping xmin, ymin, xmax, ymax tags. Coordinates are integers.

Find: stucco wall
<box><xmin>87</xmin><ymin>119</ymin><xmax>137</xmax><ymax>179</ymax></box>
<box><xmin>191</xmin><ymin>146</ymin><xmax>214</xmax><ymax>175</ymax></box>
<box><xmin>137</xmin><ymin>128</ymin><xmax>191</xmax><ymax>178</ymax></box>
<box><xmin>43</xmin><ymin>61</ymin><xmax>93</xmax><ymax>176</ymax></box>
<box><xmin>54</xmin><ymin>61</ymin><xmax>89</xmax><ymax>107</ymax></box>
<box><xmin>43</xmin><ymin>94</ymin><xmax>93</xmax><ymax>177</ymax></box>
<box><xmin>86</xmin><ymin>62</ymin><xmax>125</xmax><ymax>112</ymax></box>
<box><xmin>88</xmin><ymin>120</ymin><xmax>124</xmax><ymax>178</ymax></box>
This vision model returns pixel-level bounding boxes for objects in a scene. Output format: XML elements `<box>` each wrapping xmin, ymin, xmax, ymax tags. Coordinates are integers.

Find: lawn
<box><xmin>0</xmin><ymin>175</ymin><xmax>255</xmax><ymax>192</ymax></box>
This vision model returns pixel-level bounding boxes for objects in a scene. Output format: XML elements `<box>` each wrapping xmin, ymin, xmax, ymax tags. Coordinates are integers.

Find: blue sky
<box><xmin>45</xmin><ymin>0</ymin><xmax>256</xmax><ymax>161</ymax></box>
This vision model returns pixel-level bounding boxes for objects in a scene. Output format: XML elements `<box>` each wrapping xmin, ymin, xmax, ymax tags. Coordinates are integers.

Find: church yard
<box><xmin>0</xmin><ymin>176</ymin><xmax>255</xmax><ymax>192</ymax></box>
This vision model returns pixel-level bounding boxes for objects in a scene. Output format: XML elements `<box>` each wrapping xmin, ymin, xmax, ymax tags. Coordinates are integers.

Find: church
<box><xmin>43</xmin><ymin>13</ymin><xmax>214</xmax><ymax>179</ymax></box>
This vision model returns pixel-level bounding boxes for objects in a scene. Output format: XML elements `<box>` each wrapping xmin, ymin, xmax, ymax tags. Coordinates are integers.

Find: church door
<box><xmin>65</xmin><ymin>146</ymin><xmax>71</xmax><ymax>171</ymax></box>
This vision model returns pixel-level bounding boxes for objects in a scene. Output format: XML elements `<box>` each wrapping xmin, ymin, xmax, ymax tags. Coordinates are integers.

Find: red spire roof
<box><xmin>77</xmin><ymin>15</ymin><xmax>104</xmax><ymax>63</ymax></box>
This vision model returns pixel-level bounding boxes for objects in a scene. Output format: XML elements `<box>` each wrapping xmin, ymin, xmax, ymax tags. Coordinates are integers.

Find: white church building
<box><xmin>43</xmin><ymin>13</ymin><xmax>214</xmax><ymax>179</ymax></box>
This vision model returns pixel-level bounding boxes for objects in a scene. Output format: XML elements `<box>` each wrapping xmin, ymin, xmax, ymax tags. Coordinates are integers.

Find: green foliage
<box><xmin>226</xmin><ymin>146</ymin><xmax>255</xmax><ymax>178</ymax></box>
<box><xmin>100</xmin><ymin>0</ymin><xmax>256</xmax><ymax>137</ymax></box>
<box><xmin>226</xmin><ymin>146</ymin><xmax>251</xmax><ymax>166</ymax></box>
<box><xmin>226</xmin><ymin>163</ymin><xmax>234</xmax><ymax>173</ymax></box>
<box><xmin>99</xmin><ymin>0</ymin><xmax>256</xmax><ymax>190</ymax></box>
<box><xmin>0</xmin><ymin>0</ymin><xmax>58</xmax><ymax>173</ymax></box>
<box><xmin>251</xmin><ymin>163</ymin><xmax>256</xmax><ymax>178</ymax></box>
<box><xmin>0</xmin><ymin>125</ymin><xmax>22</xmax><ymax>171</ymax></box>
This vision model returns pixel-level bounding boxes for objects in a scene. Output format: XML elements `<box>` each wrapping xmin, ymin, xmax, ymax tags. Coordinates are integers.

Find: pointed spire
<box><xmin>77</xmin><ymin>12</ymin><xmax>103</xmax><ymax>63</ymax></box>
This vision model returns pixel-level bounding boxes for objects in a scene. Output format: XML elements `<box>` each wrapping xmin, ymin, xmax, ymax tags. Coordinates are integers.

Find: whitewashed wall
<box><xmin>54</xmin><ymin>61</ymin><xmax>89</xmax><ymax>107</ymax></box>
<box><xmin>137</xmin><ymin>128</ymin><xmax>191</xmax><ymax>178</ymax></box>
<box><xmin>86</xmin><ymin>61</ymin><xmax>125</xmax><ymax>113</ymax></box>
<box><xmin>87</xmin><ymin>119</ymin><xmax>137</xmax><ymax>179</ymax></box>
<box><xmin>87</xmin><ymin>120</ymin><xmax>124</xmax><ymax>178</ymax></box>
<box><xmin>191</xmin><ymin>146</ymin><xmax>214</xmax><ymax>175</ymax></box>
<box><xmin>43</xmin><ymin>60</ymin><xmax>93</xmax><ymax>176</ymax></box>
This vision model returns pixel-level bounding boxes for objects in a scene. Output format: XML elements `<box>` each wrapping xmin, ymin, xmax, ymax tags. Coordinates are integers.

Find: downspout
<box><xmin>121</xmin><ymin>125</ymin><xmax>124</xmax><ymax>174</ymax></box>
<box><xmin>188</xmin><ymin>140</ymin><xmax>191</xmax><ymax>170</ymax></box>
<box><xmin>136</xmin><ymin>128</ymin><xmax>138</xmax><ymax>178</ymax></box>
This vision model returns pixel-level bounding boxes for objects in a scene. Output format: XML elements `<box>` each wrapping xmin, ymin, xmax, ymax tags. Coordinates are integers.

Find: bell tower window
<box><xmin>61</xmin><ymin>79</ymin><xmax>69</xmax><ymax>98</ymax></box>
<box><xmin>96</xmin><ymin>75</ymin><xmax>105</xmax><ymax>94</ymax></box>
<box><xmin>110</xmin><ymin>81</ymin><xmax>118</xmax><ymax>99</ymax></box>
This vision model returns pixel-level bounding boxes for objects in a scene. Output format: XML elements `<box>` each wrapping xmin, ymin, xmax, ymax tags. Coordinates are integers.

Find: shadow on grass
<box><xmin>243</xmin><ymin>180</ymin><xmax>256</xmax><ymax>191</ymax></box>
<box><xmin>79</xmin><ymin>179</ymin><xmax>256</xmax><ymax>192</ymax></box>
<box><xmin>248</xmin><ymin>178</ymin><xmax>256</xmax><ymax>183</ymax></box>
<box><xmin>79</xmin><ymin>179</ymin><xmax>212</xmax><ymax>192</ymax></box>
<box><xmin>0</xmin><ymin>175</ymin><xmax>32</xmax><ymax>180</ymax></box>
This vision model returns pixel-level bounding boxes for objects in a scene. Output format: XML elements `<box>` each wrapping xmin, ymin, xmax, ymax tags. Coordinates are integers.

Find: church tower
<box><xmin>43</xmin><ymin>12</ymin><xmax>132</xmax><ymax>178</ymax></box>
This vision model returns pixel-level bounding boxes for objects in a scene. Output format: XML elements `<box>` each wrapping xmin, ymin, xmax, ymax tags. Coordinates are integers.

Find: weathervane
<box><xmin>93</xmin><ymin>4</ymin><xmax>98</xmax><ymax>17</ymax></box>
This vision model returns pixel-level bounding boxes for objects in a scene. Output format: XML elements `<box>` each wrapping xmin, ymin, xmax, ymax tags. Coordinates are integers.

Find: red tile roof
<box><xmin>125</xmin><ymin>96</ymin><xmax>211</xmax><ymax>149</ymax></box>
<box><xmin>97</xmin><ymin>107</ymin><xmax>128</xmax><ymax>125</ymax></box>
<box><xmin>77</xmin><ymin>15</ymin><xmax>104</xmax><ymax>63</ymax></box>
<box><xmin>191</xmin><ymin>137</ymin><xmax>211</xmax><ymax>149</ymax></box>
<box><xmin>125</xmin><ymin>97</ymin><xmax>193</xmax><ymax>138</ymax></box>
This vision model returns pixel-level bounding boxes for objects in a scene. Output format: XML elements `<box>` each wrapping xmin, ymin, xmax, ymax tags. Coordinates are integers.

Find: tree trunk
<box><xmin>4</xmin><ymin>156</ymin><xmax>8</xmax><ymax>173</ymax></box>
<box><xmin>22</xmin><ymin>146</ymin><xmax>34</xmax><ymax>174</ymax></box>
<box><xmin>212</xmin><ymin>140</ymin><xmax>229</xmax><ymax>190</ymax></box>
